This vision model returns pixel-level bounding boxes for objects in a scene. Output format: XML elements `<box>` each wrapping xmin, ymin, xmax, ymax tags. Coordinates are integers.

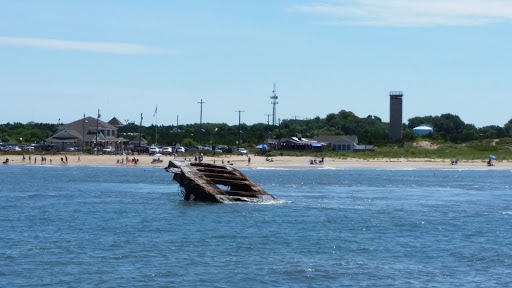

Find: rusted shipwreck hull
<box><xmin>165</xmin><ymin>160</ymin><xmax>275</xmax><ymax>203</ymax></box>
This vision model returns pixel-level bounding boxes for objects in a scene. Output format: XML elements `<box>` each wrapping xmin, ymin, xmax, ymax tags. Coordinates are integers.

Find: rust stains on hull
<box><xmin>165</xmin><ymin>160</ymin><xmax>275</xmax><ymax>203</ymax></box>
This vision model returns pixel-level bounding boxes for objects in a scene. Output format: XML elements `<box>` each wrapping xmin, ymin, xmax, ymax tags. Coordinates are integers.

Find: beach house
<box><xmin>315</xmin><ymin>135</ymin><xmax>359</xmax><ymax>152</ymax></box>
<box><xmin>45</xmin><ymin>116</ymin><xmax>128</xmax><ymax>151</ymax></box>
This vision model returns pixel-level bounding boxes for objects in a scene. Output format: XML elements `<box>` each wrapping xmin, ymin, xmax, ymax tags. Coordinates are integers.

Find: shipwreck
<box><xmin>165</xmin><ymin>160</ymin><xmax>275</xmax><ymax>203</ymax></box>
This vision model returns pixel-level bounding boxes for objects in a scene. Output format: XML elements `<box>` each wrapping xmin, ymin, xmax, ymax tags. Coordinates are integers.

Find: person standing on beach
<box><xmin>248</xmin><ymin>156</ymin><xmax>251</xmax><ymax>165</ymax></box>
<box><xmin>78</xmin><ymin>155</ymin><xmax>81</xmax><ymax>162</ymax></box>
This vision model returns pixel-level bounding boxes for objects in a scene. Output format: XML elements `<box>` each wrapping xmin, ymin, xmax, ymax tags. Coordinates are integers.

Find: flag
<box><xmin>153</xmin><ymin>105</ymin><xmax>158</xmax><ymax>117</ymax></box>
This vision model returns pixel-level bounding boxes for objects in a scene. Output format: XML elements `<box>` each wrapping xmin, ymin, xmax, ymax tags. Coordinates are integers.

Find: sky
<box><xmin>1</xmin><ymin>0</ymin><xmax>511</xmax><ymax>128</ymax></box>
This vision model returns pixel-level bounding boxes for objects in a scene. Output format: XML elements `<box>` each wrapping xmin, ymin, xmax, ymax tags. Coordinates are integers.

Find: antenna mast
<box><xmin>270</xmin><ymin>83</ymin><xmax>278</xmax><ymax>126</ymax></box>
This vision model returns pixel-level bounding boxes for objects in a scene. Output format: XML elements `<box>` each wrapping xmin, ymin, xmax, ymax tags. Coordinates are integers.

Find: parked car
<box><xmin>102</xmin><ymin>146</ymin><xmax>115</xmax><ymax>153</ymax></box>
<box><xmin>219</xmin><ymin>146</ymin><xmax>232</xmax><ymax>153</ymax></box>
<box><xmin>10</xmin><ymin>146</ymin><xmax>22</xmax><ymax>151</ymax></box>
<box><xmin>43</xmin><ymin>144</ymin><xmax>60</xmax><ymax>152</ymax></box>
<box><xmin>185</xmin><ymin>146</ymin><xmax>198</xmax><ymax>151</ymax></box>
<box><xmin>135</xmin><ymin>145</ymin><xmax>149</xmax><ymax>154</ymax></box>
<box><xmin>148</xmin><ymin>146</ymin><xmax>161</xmax><ymax>155</ymax></box>
<box><xmin>162</xmin><ymin>147</ymin><xmax>173</xmax><ymax>155</ymax></box>
<box><xmin>175</xmin><ymin>146</ymin><xmax>185</xmax><ymax>153</ymax></box>
<box><xmin>236</xmin><ymin>148</ymin><xmax>248</xmax><ymax>154</ymax></box>
<box><xmin>200</xmin><ymin>145</ymin><xmax>212</xmax><ymax>150</ymax></box>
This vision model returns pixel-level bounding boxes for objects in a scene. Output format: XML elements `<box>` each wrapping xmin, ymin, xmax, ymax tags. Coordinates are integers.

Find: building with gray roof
<box><xmin>45</xmin><ymin>116</ymin><xmax>128</xmax><ymax>151</ymax></box>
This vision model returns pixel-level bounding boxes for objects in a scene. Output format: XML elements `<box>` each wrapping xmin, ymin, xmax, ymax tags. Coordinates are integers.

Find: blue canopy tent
<box><xmin>256</xmin><ymin>144</ymin><xmax>267</xmax><ymax>149</ymax></box>
<box><xmin>312</xmin><ymin>142</ymin><xmax>322</xmax><ymax>147</ymax></box>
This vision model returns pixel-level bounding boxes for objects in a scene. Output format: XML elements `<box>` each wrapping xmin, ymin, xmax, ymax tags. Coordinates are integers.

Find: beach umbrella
<box><xmin>255</xmin><ymin>144</ymin><xmax>267</xmax><ymax>149</ymax></box>
<box><xmin>490</xmin><ymin>155</ymin><xmax>497</xmax><ymax>160</ymax></box>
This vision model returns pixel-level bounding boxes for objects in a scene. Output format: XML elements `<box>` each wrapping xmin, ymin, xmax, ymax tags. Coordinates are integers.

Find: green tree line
<box><xmin>2</xmin><ymin>112</ymin><xmax>512</xmax><ymax>147</ymax></box>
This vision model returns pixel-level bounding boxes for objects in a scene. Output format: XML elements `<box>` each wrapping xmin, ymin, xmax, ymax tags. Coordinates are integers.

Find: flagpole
<box><xmin>155</xmin><ymin>105</ymin><xmax>158</xmax><ymax>145</ymax></box>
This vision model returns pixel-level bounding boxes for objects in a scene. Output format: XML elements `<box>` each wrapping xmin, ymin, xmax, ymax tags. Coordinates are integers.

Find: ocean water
<box><xmin>0</xmin><ymin>165</ymin><xmax>511</xmax><ymax>287</ymax></box>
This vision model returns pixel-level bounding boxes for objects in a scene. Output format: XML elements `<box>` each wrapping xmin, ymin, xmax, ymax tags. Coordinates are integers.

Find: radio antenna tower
<box><xmin>270</xmin><ymin>83</ymin><xmax>278</xmax><ymax>126</ymax></box>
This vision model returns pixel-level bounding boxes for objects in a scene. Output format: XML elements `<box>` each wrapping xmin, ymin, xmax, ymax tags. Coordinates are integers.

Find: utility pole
<box><xmin>82</xmin><ymin>113</ymin><xmax>85</xmax><ymax>151</ymax></box>
<box><xmin>264</xmin><ymin>114</ymin><xmax>271</xmax><ymax>126</ymax></box>
<box><xmin>198</xmin><ymin>99</ymin><xmax>205</xmax><ymax>146</ymax></box>
<box><xmin>292</xmin><ymin>115</ymin><xmax>299</xmax><ymax>134</ymax></box>
<box><xmin>235</xmin><ymin>110</ymin><xmax>245</xmax><ymax>146</ymax></box>
<box><xmin>95</xmin><ymin>109</ymin><xmax>100</xmax><ymax>149</ymax></box>
<box><xmin>154</xmin><ymin>105</ymin><xmax>158</xmax><ymax>146</ymax></box>
<box><xmin>278</xmin><ymin>118</ymin><xmax>281</xmax><ymax>146</ymax></box>
<box><xmin>139</xmin><ymin>113</ymin><xmax>143</xmax><ymax>148</ymax></box>
<box><xmin>270</xmin><ymin>83</ymin><xmax>278</xmax><ymax>126</ymax></box>
<box><xmin>264</xmin><ymin>113</ymin><xmax>271</xmax><ymax>142</ymax></box>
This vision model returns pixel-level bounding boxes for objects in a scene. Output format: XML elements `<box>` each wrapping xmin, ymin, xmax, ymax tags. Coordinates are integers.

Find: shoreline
<box><xmin>1</xmin><ymin>154</ymin><xmax>510</xmax><ymax>170</ymax></box>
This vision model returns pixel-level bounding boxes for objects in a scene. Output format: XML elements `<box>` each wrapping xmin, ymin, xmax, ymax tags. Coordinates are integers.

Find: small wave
<box><xmin>18</xmin><ymin>193</ymin><xmax>57</xmax><ymax>199</ymax></box>
<box><xmin>365</xmin><ymin>167</ymin><xmax>417</xmax><ymax>171</ymax></box>
<box><xmin>316</xmin><ymin>166</ymin><xmax>339</xmax><ymax>170</ymax></box>
<box><xmin>248</xmin><ymin>166</ymin><xmax>343</xmax><ymax>171</ymax></box>
<box><xmin>252</xmin><ymin>167</ymin><xmax>290</xmax><ymax>170</ymax></box>
<box><xmin>254</xmin><ymin>199</ymin><xmax>290</xmax><ymax>205</ymax></box>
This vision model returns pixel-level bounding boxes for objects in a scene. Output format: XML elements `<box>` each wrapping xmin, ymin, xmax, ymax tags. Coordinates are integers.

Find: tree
<box><xmin>181</xmin><ymin>138</ymin><xmax>197</xmax><ymax>147</ymax></box>
<box><xmin>479</xmin><ymin>125</ymin><xmax>506</xmax><ymax>139</ymax></box>
<box><xmin>504</xmin><ymin>118</ymin><xmax>512</xmax><ymax>137</ymax></box>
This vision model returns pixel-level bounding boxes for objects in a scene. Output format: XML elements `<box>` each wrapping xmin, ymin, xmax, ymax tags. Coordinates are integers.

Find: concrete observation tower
<box><xmin>389</xmin><ymin>91</ymin><xmax>403</xmax><ymax>141</ymax></box>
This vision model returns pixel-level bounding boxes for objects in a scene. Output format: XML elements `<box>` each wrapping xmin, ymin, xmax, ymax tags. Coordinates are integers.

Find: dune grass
<box><xmin>262</xmin><ymin>138</ymin><xmax>512</xmax><ymax>161</ymax></box>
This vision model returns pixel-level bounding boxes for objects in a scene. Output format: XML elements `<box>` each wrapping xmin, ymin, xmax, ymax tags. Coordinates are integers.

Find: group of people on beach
<box><xmin>3</xmin><ymin>154</ymin><xmax>71</xmax><ymax>166</ymax></box>
<box><xmin>116</xmin><ymin>156</ymin><xmax>140</xmax><ymax>165</ymax></box>
<box><xmin>309</xmin><ymin>157</ymin><xmax>325</xmax><ymax>165</ymax></box>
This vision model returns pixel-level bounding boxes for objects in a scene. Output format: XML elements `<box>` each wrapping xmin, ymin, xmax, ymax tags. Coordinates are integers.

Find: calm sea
<box><xmin>0</xmin><ymin>165</ymin><xmax>511</xmax><ymax>287</ymax></box>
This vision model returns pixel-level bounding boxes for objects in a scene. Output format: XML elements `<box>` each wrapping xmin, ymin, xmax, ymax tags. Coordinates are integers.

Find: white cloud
<box><xmin>292</xmin><ymin>0</ymin><xmax>512</xmax><ymax>26</ymax></box>
<box><xmin>0</xmin><ymin>36</ymin><xmax>172</xmax><ymax>55</ymax></box>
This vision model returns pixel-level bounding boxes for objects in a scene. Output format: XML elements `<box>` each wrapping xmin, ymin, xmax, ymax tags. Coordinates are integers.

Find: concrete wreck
<box><xmin>165</xmin><ymin>160</ymin><xmax>275</xmax><ymax>203</ymax></box>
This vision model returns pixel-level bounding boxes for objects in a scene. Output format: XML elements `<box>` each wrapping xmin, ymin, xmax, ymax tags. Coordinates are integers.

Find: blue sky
<box><xmin>1</xmin><ymin>0</ymin><xmax>511</xmax><ymax>128</ymax></box>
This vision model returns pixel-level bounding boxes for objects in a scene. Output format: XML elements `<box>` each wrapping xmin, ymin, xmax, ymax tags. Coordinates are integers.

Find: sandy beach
<box><xmin>2</xmin><ymin>153</ymin><xmax>510</xmax><ymax>170</ymax></box>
